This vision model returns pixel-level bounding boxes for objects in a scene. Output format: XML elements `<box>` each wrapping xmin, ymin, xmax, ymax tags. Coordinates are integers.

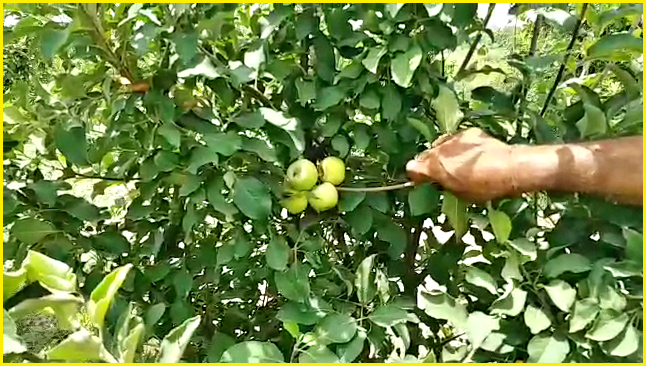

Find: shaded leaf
<box><xmin>157</xmin><ymin>315</ymin><xmax>202</xmax><ymax>363</ymax></box>
<box><xmin>233</xmin><ymin>177</ymin><xmax>272</xmax><ymax>220</ymax></box>
<box><xmin>544</xmin><ymin>253</ymin><xmax>592</xmax><ymax>278</ymax></box>
<box><xmin>390</xmin><ymin>42</ymin><xmax>422</xmax><ymax>88</ymax></box>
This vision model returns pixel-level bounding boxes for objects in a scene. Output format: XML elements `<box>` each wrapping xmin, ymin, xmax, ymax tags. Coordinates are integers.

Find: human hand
<box><xmin>406</xmin><ymin>128</ymin><xmax>515</xmax><ymax>202</ymax></box>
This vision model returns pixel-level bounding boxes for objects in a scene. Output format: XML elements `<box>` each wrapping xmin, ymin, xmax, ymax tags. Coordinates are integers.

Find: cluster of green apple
<box><xmin>281</xmin><ymin>157</ymin><xmax>346</xmax><ymax>214</ymax></box>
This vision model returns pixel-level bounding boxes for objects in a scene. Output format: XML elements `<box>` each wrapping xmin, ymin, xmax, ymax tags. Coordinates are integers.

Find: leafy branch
<box><xmin>540</xmin><ymin>3</ymin><xmax>589</xmax><ymax>116</ymax></box>
<box><xmin>456</xmin><ymin>3</ymin><xmax>496</xmax><ymax>76</ymax></box>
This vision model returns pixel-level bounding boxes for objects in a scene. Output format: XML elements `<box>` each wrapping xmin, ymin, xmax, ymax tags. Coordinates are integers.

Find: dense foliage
<box><xmin>3</xmin><ymin>3</ymin><xmax>643</xmax><ymax>363</ymax></box>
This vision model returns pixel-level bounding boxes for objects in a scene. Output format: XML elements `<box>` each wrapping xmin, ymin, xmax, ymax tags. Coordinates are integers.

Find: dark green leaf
<box><xmin>11</xmin><ymin>218</ymin><xmax>56</xmax><ymax>245</ymax></box>
<box><xmin>314</xmin><ymin>313</ymin><xmax>358</xmax><ymax>344</ymax></box>
<box><xmin>275</xmin><ymin>264</ymin><xmax>310</xmax><ymax>303</ymax></box>
<box><xmin>390</xmin><ymin>42</ymin><xmax>422</xmax><ymax>88</ymax></box>
<box><xmin>233</xmin><ymin>177</ymin><xmax>272</xmax><ymax>220</ymax></box>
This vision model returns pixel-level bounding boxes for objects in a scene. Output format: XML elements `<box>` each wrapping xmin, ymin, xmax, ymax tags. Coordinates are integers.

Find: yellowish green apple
<box><xmin>308</xmin><ymin>182</ymin><xmax>338</xmax><ymax>212</ymax></box>
<box><xmin>281</xmin><ymin>192</ymin><xmax>308</xmax><ymax>214</ymax></box>
<box><xmin>286</xmin><ymin>159</ymin><xmax>318</xmax><ymax>191</ymax></box>
<box><xmin>319</xmin><ymin>156</ymin><xmax>346</xmax><ymax>186</ymax></box>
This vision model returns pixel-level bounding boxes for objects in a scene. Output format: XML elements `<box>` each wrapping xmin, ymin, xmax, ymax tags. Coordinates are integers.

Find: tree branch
<box><xmin>528</xmin><ymin>14</ymin><xmax>543</xmax><ymax>56</ymax></box>
<box><xmin>540</xmin><ymin>4</ymin><xmax>588</xmax><ymax>117</ymax></box>
<box><xmin>456</xmin><ymin>3</ymin><xmax>496</xmax><ymax>76</ymax></box>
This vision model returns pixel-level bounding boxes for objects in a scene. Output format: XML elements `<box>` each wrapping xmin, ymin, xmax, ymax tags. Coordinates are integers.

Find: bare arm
<box><xmin>406</xmin><ymin>128</ymin><xmax>643</xmax><ymax>205</ymax></box>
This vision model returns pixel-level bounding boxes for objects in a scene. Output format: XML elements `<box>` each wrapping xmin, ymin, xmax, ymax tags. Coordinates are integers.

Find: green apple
<box><xmin>286</xmin><ymin>159</ymin><xmax>318</xmax><ymax>191</ymax></box>
<box><xmin>319</xmin><ymin>156</ymin><xmax>346</xmax><ymax>186</ymax></box>
<box><xmin>308</xmin><ymin>182</ymin><xmax>338</xmax><ymax>212</ymax></box>
<box><xmin>281</xmin><ymin>192</ymin><xmax>308</xmax><ymax>214</ymax></box>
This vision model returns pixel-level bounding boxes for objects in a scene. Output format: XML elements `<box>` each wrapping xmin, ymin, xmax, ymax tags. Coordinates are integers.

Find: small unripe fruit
<box><xmin>308</xmin><ymin>182</ymin><xmax>338</xmax><ymax>212</ymax></box>
<box><xmin>281</xmin><ymin>192</ymin><xmax>308</xmax><ymax>214</ymax></box>
<box><xmin>286</xmin><ymin>159</ymin><xmax>318</xmax><ymax>191</ymax></box>
<box><xmin>319</xmin><ymin>156</ymin><xmax>346</xmax><ymax>186</ymax></box>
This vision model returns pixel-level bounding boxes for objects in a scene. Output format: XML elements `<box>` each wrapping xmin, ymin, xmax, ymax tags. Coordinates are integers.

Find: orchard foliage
<box><xmin>3</xmin><ymin>3</ymin><xmax>643</xmax><ymax>363</ymax></box>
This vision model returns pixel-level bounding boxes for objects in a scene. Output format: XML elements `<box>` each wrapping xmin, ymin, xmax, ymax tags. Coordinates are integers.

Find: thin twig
<box><xmin>336</xmin><ymin>182</ymin><xmax>414</xmax><ymax>192</ymax></box>
<box><xmin>456</xmin><ymin>3</ymin><xmax>496</xmax><ymax>76</ymax></box>
<box><xmin>540</xmin><ymin>3</ymin><xmax>588</xmax><ymax>117</ymax></box>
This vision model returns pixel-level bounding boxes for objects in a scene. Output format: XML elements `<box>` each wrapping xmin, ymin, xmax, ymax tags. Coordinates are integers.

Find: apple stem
<box><xmin>336</xmin><ymin>182</ymin><xmax>415</xmax><ymax>192</ymax></box>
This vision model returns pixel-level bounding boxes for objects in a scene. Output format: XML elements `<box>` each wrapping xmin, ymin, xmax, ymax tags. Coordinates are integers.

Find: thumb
<box><xmin>406</xmin><ymin>154</ymin><xmax>436</xmax><ymax>183</ymax></box>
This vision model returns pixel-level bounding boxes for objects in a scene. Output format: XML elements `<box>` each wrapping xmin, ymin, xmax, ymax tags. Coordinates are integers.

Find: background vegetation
<box><xmin>3</xmin><ymin>3</ymin><xmax>643</xmax><ymax>363</ymax></box>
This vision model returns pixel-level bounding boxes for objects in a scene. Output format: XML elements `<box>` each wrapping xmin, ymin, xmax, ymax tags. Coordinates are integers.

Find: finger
<box><xmin>406</xmin><ymin>157</ymin><xmax>435</xmax><ymax>183</ymax></box>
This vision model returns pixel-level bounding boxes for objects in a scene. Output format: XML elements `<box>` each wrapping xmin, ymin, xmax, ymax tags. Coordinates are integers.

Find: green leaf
<box><xmin>362</xmin><ymin>46</ymin><xmax>388</xmax><ymax>74</ymax></box>
<box><xmin>46</xmin><ymin>330</ymin><xmax>113</xmax><ymax>362</ymax></box>
<box><xmin>314</xmin><ymin>86</ymin><xmax>346</xmax><ymax>110</ymax></box>
<box><xmin>585</xmin><ymin>310</ymin><xmax>630</xmax><ymax>341</ymax></box>
<box><xmin>622</xmin><ymin>228</ymin><xmax>643</xmax><ymax>265</ymax></box>
<box><xmin>244</xmin><ymin>41</ymin><xmax>266</xmax><ymax>71</ymax></box>
<box><xmin>544</xmin><ymin>253</ymin><xmax>592</xmax><ymax>278</ymax></box>
<box><xmin>204</xmin><ymin>131</ymin><xmax>242</xmax><ymax>156</ymax></box>
<box><xmin>490</xmin><ymin>286</ymin><xmax>527</xmax><ymax>317</ymax></box>
<box><xmin>527</xmin><ymin>333</ymin><xmax>570</xmax><ymax>363</ymax></box>
<box><xmin>359</xmin><ymin>90</ymin><xmax>380</xmax><ymax>110</ymax></box>
<box><xmin>11</xmin><ymin>218</ymin><xmax>56</xmax><ymax>245</ymax></box>
<box><xmin>178</xmin><ymin>56</ymin><xmax>222</xmax><ymax>79</ymax></box>
<box><xmin>277</xmin><ymin>299</ymin><xmax>331</xmax><ymax>325</ymax></box>
<box><xmin>569</xmin><ymin>298</ymin><xmax>600</xmax><ymax>333</ymax></box>
<box><xmin>417</xmin><ymin>289</ymin><xmax>468</xmax><ymax>328</ymax></box>
<box><xmin>407</xmin><ymin>117</ymin><xmax>436</xmax><ymax>144</ymax></box>
<box><xmin>381</xmin><ymin>84</ymin><xmax>401</xmax><ymax>121</ymax></box>
<box><xmin>187</xmin><ymin>146</ymin><xmax>219</xmax><ymax>174</ymax></box>
<box><xmin>207</xmin><ymin>332</ymin><xmax>236</xmax><ymax>363</ymax></box>
<box><xmin>242</xmin><ymin>137</ymin><xmax>277</xmax><ymax>162</ymax></box>
<box><xmin>524</xmin><ymin>305</ymin><xmax>552</xmax><ymax>334</ymax></box>
<box><xmin>338</xmin><ymin>191</ymin><xmax>366</xmax><ymax>213</ymax></box>
<box><xmin>408</xmin><ymin>182</ymin><xmax>439</xmax><ymax>216</ymax></box>
<box><xmin>377</xmin><ymin>221</ymin><xmax>407</xmax><ymax>259</ymax></box>
<box><xmin>423</xmin><ymin>3</ymin><xmax>443</xmax><ymax>16</ymax></box>
<box><xmin>40</xmin><ymin>25</ymin><xmax>69</xmax><ymax>60</ymax></box>
<box><xmin>233</xmin><ymin>110</ymin><xmax>266</xmax><ymax>129</ymax></box>
<box><xmin>232</xmin><ymin>177</ymin><xmax>272</xmax><ymax>220</ymax></box>
<box><xmin>587</xmin><ymin>33</ymin><xmax>643</xmax><ymax>61</ymax></box>
<box><xmin>221</xmin><ymin>341</ymin><xmax>284</xmax><ymax>363</ymax></box>
<box><xmin>259</xmin><ymin>107</ymin><xmax>305</xmax><ymax>153</ymax></box>
<box><xmin>88</xmin><ymin>264</ymin><xmax>133</xmax><ymax>329</ymax></box>
<box><xmin>171</xmin><ymin>29</ymin><xmax>198</xmax><ymax>63</ymax></box>
<box><xmin>266</xmin><ymin>235</ymin><xmax>290</xmax><ymax>271</ymax></box>
<box><xmin>355</xmin><ymin>254</ymin><xmax>377</xmax><ymax>305</ymax></box>
<box><xmin>55</xmin><ymin>125</ymin><xmax>88</xmax><ymax>166</ymax></box>
<box><xmin>299</xmin><ymin>344</ymin><xmax>339</xmax><ymax>363</ymax></box>
<box><xmin>337</xmin><ymin>330</ymin><xmax>366</xmax><ymax>363</ymax></box>
<box><xmin>501</xmin><ymin>252</ymin><xmax>523</xmax><ymax>281</ymax></box>
<box><xmin>295</xmin><ymin>78</ymin><xmax>316</xmax><ymax>106</ymax></box>
<box><xmin>156</xmin><ymin>315</ymin><xmax>201</xmax><ymax>363</ymax></box>
<box><xmin>145</xmin><ymin>303</ymin><xmax>166</xmax><ymax>328</ymax></box>
<box><xmin>508</xmin><ymin>238</ymin><xmax>537</xmax><ymax>261</ymax></box>
<box><xmin>159</xmin><ymin>122</ymin><xmax>181</xmax><ymax>147</ymax></box>
<box><xmin>465</xmin><ymin>311</ymin><xmax>500</xmax><ymax>349</ymax></box>
<box><xmin>206</xmin><ymin>179</ymin><xmax>239</xmax><ymax>219</ymax></box>
<box><xmin>544</xmin><ymin>280</ymin><xmax>576</xmax><ymax>313</ymax></box>
<box><xmin>345</xmin><ymin>204</ymin><xmax>373</xmax><ymax>235</ymax></box>
<box><xmin>23</xmin><ymin>250</ymin><xmax>76</xmax><ymax>292</ymax></box>
<box><xmin>314</xmin><ymin>313</ymin><xmax>358</xmax><ymax>344</ymax></box>
<box><xmin>119</xmin><ymin>322</ymin><xmax>144</xmax><ymax>363</ymax></box>
<box><xmin>480</xmin><ymin>332</ymin><xmax>514</xmax><ymax>354</ymax></box>
<box><xmin>464</xmin><ymin>266</ymin><xmax>497</xmax><ymax>294</ymax></box>
<box><xmin>173</xmin><ymin>270</ymin><xmax>193</xmax><ymax>299</ymax></box>
<box><xmin>537</xmin><ymin>8</ymin><xmax>577</xmax><ymax>31</ymax></box>
<box><xmin>602</xmin><ymin>325</ymin><xmax>639</xmax><ymax>357</ymax></box>
<box><xmin>441</xmin><ymin>192</ymin><xmax>468</xmax><ymax>239</ymax></box>
<box><xmin>331</xmin><ymin>134</ymin><xmax>349</xmax><ymax>157</ymax></box>
<box><xmin>275</xmin><ymin>264</ymin><xmax>310</xmax><ymax>303</ymax></box>
<box><xmin>369</xmin><ymin>304</ymin><xmax>409</xmax><ymax>327</ymax></box>
<box><xmin>3</xmin><ymin>309</ymin><xmax>26</xmax><ymax>355</ymax></box>
<box><xmin>390</xmin><ymin>42</ymin><xmax>422</xmax><ymax>88</ymax></box>
<box><xmin>576</xmin><ymin>103</ymin><xmax>607</xmax><ymax>138</ymax></box>
<box><xmin>3</xmin><ymin>268</ymin><xmax>27</xmax><ymax>301</ymax></box>
<box><xmin>432</xmin><ymin>84</ymin><xmax>463</xmax><ymax>133</ymax></box>
<box><xmin>313</xmin><ymin>35</ymin><xmax>335</xmax><ymax>83</ymax></box>
<box><xmin>154</xmin><ymin>151</ymin><xmax>179</xmax><ymax>171</ymax></box>
<box><xmin>488</xmin><ymin>209</ymin><xmax>511</xmax><ymax>243</ymax></box>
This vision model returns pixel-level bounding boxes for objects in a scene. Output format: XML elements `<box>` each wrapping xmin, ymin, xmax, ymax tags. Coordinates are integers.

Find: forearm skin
<box><xmin>510</xmin><ymin>136</ymin><xmax>643</xmax><ymax>205</ymax></box>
